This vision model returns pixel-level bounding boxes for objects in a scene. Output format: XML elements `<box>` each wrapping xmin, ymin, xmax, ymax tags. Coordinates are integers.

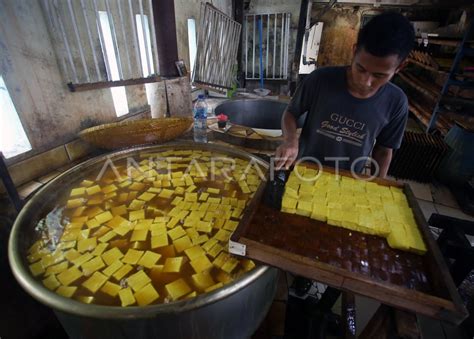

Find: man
<box><xmin>275</xmin><ymin>12</ymin><xmax>415</xmax><ymax>177</ymax></box>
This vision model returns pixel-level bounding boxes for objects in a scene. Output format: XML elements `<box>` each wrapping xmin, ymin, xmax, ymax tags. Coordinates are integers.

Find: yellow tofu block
<box><xmin>184</xmin><ymin>246</ymin><xmax>206</xmax><ymax>261</ymax></box>
<box><xmin>57</xmin><ymin>266</ymin><xmax>82</xmax><ymax>286</ymax></box>
<box><xmin>296</xmin><ymin>201</ymin><xmax>312</xmax><ymax>217</ymax></box>
<box><xmin>158</xmin><ymin>189</ymin><xmax>174</xmax><ymax>199</ymax></box>
<box><xmin>165</xmin><ymin>278</ymin><xmax>191</xmax><ymax>300</ymax></box>
<box><xmin>221</xmin><ymin>257</ymin><xmax>239</xmax><ymax>273</ymax></box>
<box><xmin>82</xmin><ymin>256</ymin><xmax>106</xmax><ymax>276</ymax></box>
<box><xmin>135</xmin><ymin>219</ymin><xmax>153</xmax><ymax>230</ymax></box>
<box><xmin>56</xmin><ymin>285</ymin><xmax>77</xmax><ymax>298</ymax></box>
<box><xmin>129</xmin><ymin>210</ymin><xmax>145</xmax><ymax>221</ymax></box>
<box><xmin>199</xmin><ymin>192</ymin><xmax>209</xmax><ymax>201</ymax></box>
<box><xmin>137</xmin><ymin>251</ymin><xmax>162</xmax><ymax>268</ymax></box>
<box><xmin>98</xmin><ymin>230</ymin><xmax>117</xmax><ymax>243</ymax></box>
<box><xmin>163</xmin><ymin>256</ymin><xmax>185</xmax><ymax>273</ymax></box>
<box><xmin>82</xmin><ymin>271</ymin><xmax>108</xmax><ymax>293</ymax></box>
<box><xmin>122</xmin><ymin>249</ymin><xmax>144</xmax><ymax>265</ymax></box>
<box><xmin>86</xmin><ymin>185</ymin><xmax>101</xmax><ymax>195</ymax></box>
<box><xmin>173</xmin><ymin>235</ymin><xmax>193</xmax><ymax>253</ymax></box>
<box><xmin>151</xmin><ymin>233</ymin><xmax>169</xmax><ymax>249</ymax></box>
<box><xmin>129</xmin><ymin>200</ymin><xmax>146</xmax><ymax>210</ymax></box>
<box><xmin>205</xmin><ymin>282</ymin><xmax>223</xmax><ymax>293</ymax></box>
<box><xmin>207</xmin><ymin>244</ymin><xmax>223</xmax><ymax>258</ymax></box>
<box><xmin>134</xmin><ymin>283</ymin><xmax>159</xmax><ymax>306</ymax></box>
<box><xmin>119</xmin><ymin>288</ymin><xmax>136</xmax><ymax>306</ymax></box>
<box><xmin>102</xmin><ymin>248</ymin><xmax>124</xmax><ymax>265</ymax></box>
<box><xmin>71</xmin><ymin>252</ymin><xmax>93</xmax><ymax>267</ymax></box>
<box><xmin>214</xmin><ymin>229</ymin><xmax>231</xmax><ymax>242</ymax></box>
<box><xmin>85</xmin><ymin>206</ymin><xmax>104</xmax><ymax>218</ymax></box>
<box><xmin>327</xmin><ymin>208</ymin><xmax>343</xmax><ymax>227</ymax></box>
<box><xmin>186</xmin><ymin>228</ymin><xmax>199</xmax><ymax>239</ymax></box>
<box><xmin>281</xmin><ymin>196</ymin><xmax>297</xmax><ymax>210</ymax></box>
<box><xmin>45</xmin><ymin>261</ymin><xmax>69</xmax><ymax>276</ymax></box>
<box><xmin>70</xmin><ymin>187</ymin><xmax>86</xmax><ymax>197</ymax></box>
<box><xmin>129</xmin><ymin>182</ymin><xmax>145</xmax><ymax>191</ymax></box>
<box><xmin>208</xmin><ymin>197</ymin><xmax>221</xmax><ymax>204</ymax></box>
<box><xmin>80</xmin><ymin>179</ymin><xmax>94</xmax><ymax>187</ymax></box>
<box><xmin>168</xmin><ymin>226</ymin><xmax>186</xmax><ymax>240</ymax></box>
<box><xmin>115</xmin><ymin>225</ymin><xmax>132</xmax><ymax>237</ymax></box>
<box><xmin>190</xmin><ymin>255</ymin><xmax>213</xmax><ymax>273</ymax></box>
<box><xmin>43</xmin><ymin>274</ymin><xmax>61</xmax><ymax>290</ymax></box>
<box><xmin>107</xmin><ymin>215</ymin><xmax>129</xmax><ymax>229</ymax></box>
<box><xmin>95</xmin><ymin>211</ymin><xmax>113</xmax><ymax>224</ymax></box>
<box><xmin>386</xmin><ymin>221</ymin><xmax>410</xmax><ymax>251</ymax></box>
<box><xmin>130</xmin><ymin>229</ymin><xmax>148</xmax><ymax>242</ymax></box>
<box><xmin>197</xmin><ymin>221</ymin><xmax>213</xmax><ymax>233</ymax></box>
<box><xmin>193</xmin><ymin>235</ymin><xmax>209</xmax><ymax>246</ymax></box>
<box><xmin>77</xmin><ymin>237</ymin><xmax>97</xmax><ymax>253</ymax></box>
<box><xmin>90</xmin><ymin>243</ymin><xmax>108</xmax><ymax>256</ymax></box>
<box><xmin>241</xmin><ymin>259</ymin><xmax>256</xmax><ymax>271</ymax></box>
<box><xmin>85</xmin><ymin>219</ymin><xmax>101</xmax><ymax>229</ymax></box>
<box><xmin>126</xmin><ymin>270</ymin><xmax>151</xmax><ymax>292</ymax></box>
<box><xmin>191</xmin><ymin>271</ymin><xmax>215</xmax><ymax>291</ymax></box>
<box><xmin>167</xmin><ymin>217</ymin><xmax>181</xmax><ymax>229</ymax></box>
<box><xmin>138</xmin><ymin>192</ymin><xmax>156</xmax><ymax>202</ymax></box>
<box><xmin>223</xmin><ymin>220</ymin><xmax>238</xmax><ymax>232</ymax></box>
<box><xmin>64</xmin><ymin>249</ymin><xmax>81</xmax><ymax>262</ymax></box>
<box><xmin>101</xmin><ymin>281</ymin><xmax>122</xmax><ymax>297</ymax></box>
<box><xmin>61</xmin><ymin>228</ymin><xmax>81</xmax><ymax>242</ymax></box>
<box><xmin>207</xmin><ymin>188</ymin><xmax>220</xmax><ymax>194</ymax></box>
<box><xmin>202</xmin><ymin>238</ymin><xmax>219</xmax><ymax>252</ymax></box>
<box><xmin>102</xmin><ymin>260</ymin><xmax>124</xmax><ymax>277</ymax></box>
<box><xmin>113</xmin><ymin>264</ymin><xmax>134</xmax><ymax>281</ymax></box>
<box><xmin>66</xmin><ymin>198</ymin><xmax>85</xmax><ymax>209</ymax></box>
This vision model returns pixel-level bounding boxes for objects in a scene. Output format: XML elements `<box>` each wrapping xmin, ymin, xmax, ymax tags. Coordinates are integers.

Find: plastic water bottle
<box><xmin>193</xmin><ymin>94</ymin><xmax>208</xmax><ymax>143</ymax></box>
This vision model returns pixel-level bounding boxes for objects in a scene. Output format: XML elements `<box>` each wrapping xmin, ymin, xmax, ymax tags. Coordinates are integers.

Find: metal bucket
<box><xmin>8</xmin><ymin>142</ymin><xmax>278</xmax><ymax>339</ymax></box>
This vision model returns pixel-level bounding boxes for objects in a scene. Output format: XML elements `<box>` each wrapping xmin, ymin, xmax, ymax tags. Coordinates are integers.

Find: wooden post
<box><xmin>152</xmin><ymin>0</ymin><xmax>179</xmax><ymax>77</ymax></box>
<box><xmin>0</xmin><ymin>152</ymin><xmax>23</xmax><ymax>214</ymax></box>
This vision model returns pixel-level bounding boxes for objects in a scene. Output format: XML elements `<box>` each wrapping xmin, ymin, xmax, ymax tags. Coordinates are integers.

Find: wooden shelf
<box><xmin>407</xmin><ymin>58</ymin><xmax>448</xmax><ymax>74</ymax></box>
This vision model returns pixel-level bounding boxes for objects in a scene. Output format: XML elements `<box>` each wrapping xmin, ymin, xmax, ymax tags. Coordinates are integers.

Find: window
<box><xmin>0</xmin><ymin>75</ymin><xmax>32</xmax><ymax>159</ymax></box>
<box><xmin>136</xmin><ymin>14</ymin><xmax>155</xmax><ymax>77</ymax></box>
<box><xmin>187</xmin><ymin>18</ymin><xmax>197</xmax><ymax>79</ymax></box>
<box><xmin>99</xmin><ymin>11</ymin><xmax>129</xmax><ymax>117</ymax></box>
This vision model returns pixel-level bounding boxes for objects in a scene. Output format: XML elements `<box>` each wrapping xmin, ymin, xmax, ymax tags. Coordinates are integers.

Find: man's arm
<box><xmin>372</xmin><ymin>144</ymin><xmax>393</xmax><ymax>178</ymax></box>
<box><xmin>275</xmin><ymin>110</ymin><xmax>299</xmax><ymax>170</ymax></box>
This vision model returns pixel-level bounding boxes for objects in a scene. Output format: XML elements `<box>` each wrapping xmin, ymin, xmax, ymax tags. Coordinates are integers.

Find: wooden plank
<box><xmin>166</xmin><ymin>77</ymin><xmax>193</xmax><ymax>117</ymax></box>
<box><xmin>68</xmin><ymin>76</ymin><xmax>162</xmax><ymax>92</ymax></box>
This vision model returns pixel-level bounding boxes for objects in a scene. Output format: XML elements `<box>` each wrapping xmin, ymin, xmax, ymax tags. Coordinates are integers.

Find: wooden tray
<box><xmin>230</xmin><ymin>163</ymin><xmax>468</xmax><ymax>324</ymax></box>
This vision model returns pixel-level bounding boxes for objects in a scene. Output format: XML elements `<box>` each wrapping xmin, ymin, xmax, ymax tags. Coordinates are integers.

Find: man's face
<box><xmin>348</xmin><ymin>46</ymin><xmax>404</xmax><ymax>98</ymax></box>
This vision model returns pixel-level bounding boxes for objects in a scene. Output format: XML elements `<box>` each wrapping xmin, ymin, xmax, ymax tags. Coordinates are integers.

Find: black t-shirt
<box><xmin>288</xmin><ymin>66</ymin><xmax>408</xmax><ymax>173</ymax></box>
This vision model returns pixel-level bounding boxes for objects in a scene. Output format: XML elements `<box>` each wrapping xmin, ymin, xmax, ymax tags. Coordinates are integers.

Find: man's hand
<box><xmin>275</xmin><ymin>139</ymin><xmax>299</xmax><ymax>170</ymax></box>
<box><xmin>372</xmin><ymin>144</ymin><xmax>393</xmax><ymax>178</ymax></box>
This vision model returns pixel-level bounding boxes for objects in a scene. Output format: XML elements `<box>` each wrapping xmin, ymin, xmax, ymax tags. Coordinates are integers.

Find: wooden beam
<box><xmin>152</xmin><ymin>0</ymin><xmax>179</xmax><ymax>77</ymax></box>
<box><xmin>68</xmin><ymin>76</ymin><xmax>163</xmax><ymax>92</ymax></box>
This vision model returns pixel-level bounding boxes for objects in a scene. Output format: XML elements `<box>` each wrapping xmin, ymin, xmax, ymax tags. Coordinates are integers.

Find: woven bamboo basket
<box><xmin>79</xmin><ymin>117</ymin><xmax>193</xmax><ymax>150</ymax></box>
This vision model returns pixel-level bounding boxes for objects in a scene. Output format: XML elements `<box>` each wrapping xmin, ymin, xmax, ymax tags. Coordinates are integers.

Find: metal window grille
<box><xmin>41</xmin><ymin>0</ymin><xmax>160</xmax><ymax>87</ymax></box>
<box><xmin>244</xmin><ymin>13</ymin><xmax>291</xmax><ymax>80</ymax></box>
<box><xmin>192</xmin><ymin>3</ymin><xmax>242</xmax><ymax>89</ymax></box>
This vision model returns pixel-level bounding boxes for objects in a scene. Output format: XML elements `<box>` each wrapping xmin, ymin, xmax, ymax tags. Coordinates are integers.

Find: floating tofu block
<box><xmin>43</xmin><ymin>274</ymin><xmax>61</xmax><ymax>290</ymax></box>
<box><xmin>122</xmin><ymin>249</ymin><xmax>144</xmax><ymax>264</ymax></box>
<box><xmin>102</xmin><ymin>248</ymin><xmax>124</xmax><ymax>265</ymax></box>
<box><xmin>102</xmin><ymin>260</ymin><xmax>124</xmax><ymax>277</ymax></box>
<box><xmin>86</xmin><ymin>219</ymin><xmax>101</xmax><ymax>229</ymax></box>
<box><xmin>134</xmin><ymin>283</ymin><xmax>159</xmax><ymax>306</ymax></box>
<box><xmin>193</xmin><ymin>235</ymin><xmax>209</xmax><ymax>246</ymax></box>
<box><xmin>196</xmin><ymin>221</ymin><xmax>213</xmax><ymax>233</ymax></box>
<box><xmin>241</xmin><ymin>259</ymin><xmax>255</xmax><ymax>271</ymax></box>
<box><xmin>56</xmin><ymin>285</ymin><xmax>77</xmax><ymax>298</ymax></box>
<box><xmin>126</xmin><ymin>270</ymin><xmax>151</xmax><ymax>291</ymax></box>
<box><xmin>165</xmin><ymin>278</ymin><xmax>191</xmax><ymax>300</ymax></box>
<box><xmin>107</xmin><ymin>215</ymin><xmax>129</xmax><ymax>229</ymax></box>
<box><xmin>57</xmin><ymin>266</ymin><xmax>82</xmax><ymax>286</ymax></box>
<box><xmin>45</xmin><ymin>261</ymin><xmax>69</xmax><ymax>276</ymax></box>
<box><xmin>223</xmin><ymin>220</ymin><xmax>238</xmax><ymax>232</ymax></box>
<box><xmin>95</xmin><ymin>211</ymin><xmax>113</xmax><ymax>224</ymax></box>
<box><xmin>86</xmin><ymin>185</ymin><xmax>101</xmax><ymax>195</ymax></box>
<box><xmin>119</xmin><ymin>288</ymin><xmax>136</xmax><ymax>306</ymax></box>
<box><xmin>214</xmin><ymin>229</ymin><xmax>231</xmax><ymax>242</ymax></box>
<box><xmin>185</xmin><ymin>246</ymin><xmax>206</xmax><ymax>261</ymax></box>
<box><xmin>101</xmin><ymin>281</ymin><xmax>121</xmax><ymax>297</ymax></box>
<box><xmin>151</xmin><ymin>233</ymin><xmax>169</xmax><ymax>249</ymax></box>
<box><xmin>158</xmin><ymin>189</ymin><xmax>174</xmax><ymax>199</ymax></box>
<box><xmin>163</xmin><ymin>257</ymin><xmax>185</xmax><ymax>273</ymax></box>
<box><xmin>70</xmin><ymin>187</ymin><xmax>86</xmax><ymax>197</ymax></box>
<box><xmin>207</xmin><ymin>244</ymin><xmax>223</xmax><ymax>258</ymax></box>
<box><xmin>138</xmin><ymin>192</ymin><xmax>156</xmax><ymax>202</ymax></box>
<box><xmin>66</xmin><ymin>198</ymin><xmax>85</xmax><ymax>209</ymax></box>
<box><xmin>205</xmin><ymin>282</ymin><xmax>223</xmax><ymax>293</ymax></box>
<box><xmin>167</xmin><ymin>217</ymin><xmax>180</xmax><ymax>229</ymax></box>
<box><xmin>99</xmin><ymin>230</ymin><xmax>117</xmax><ymax>243</ymax></box>
<box><xmin>221</xmin><ymin>257</ymin><xmax>239</xmax><ymax>274</ymax></box>
<box><xmin>129</xmin><ymin>182</ymin><xmax>145</xmax><ymax>191</ymax></box>
<box><xmin>192</xmin><ymin>271</ymin><xmax>215</xmax><ymax>291</ymax></box>
<box><xmin>190</xmin><ymin>255</ymin><xmax>213</xmax><ymax>273</ymax></box>
<box><xmin>131</xmin><ymin>229</ymin><xmax>148</xmax><ymax>242</ymax></box>
<box><xmin>113</xmin><ymin>264</ymin><xmax>133</xmax><ymax>280</ymax></box>
<box><xmin>129</xmin><ymin>200</ymin><xmax>146</xmax><ymax>210</ymax></box>
<box><xmin>129</xmin><ymin>210</ymin><xmax>145</xmax><ymax>221</ymax></box>
<box><xmin>77</xmin><ymin>237</ymin><xmax>97</xmax><ymax>253</ymax></box>
<box><xmin>64</xmin><ymin>249</ymin><xmax>81</xmax><ymax>262</ymax></box>
<box><xmin>174</xmin><ymin>236</ymin><xmax>193</xmax><ymax>253</ymax></box>
<box><xmin>137</xmin><ymin>251</ymin><xmax>162</xmax><ymax>268</ymax></box>
<box><xmin>186</xmin><ymin>228</ymin><xmax>199</xmax><ymax>239</ymax></box>
<box><xmin>202</xmin><ymin>239</ymin><xmax>218</xmax><ymax>252</ymax></box>
<box><xmin>82</xmin><ymin>271</ymin><xmax>108</xmax><ymax>293</ymax></box>
<box><xmin>168</xmin><ymin>226</ymin><xmax>186</xmax><ymax>240</ymax></box>
<box><xmin>82</xmin><ymin>256</ymin><xmax>105</xmax><ymax>276</ymax></box>
<box><xmin>71</xmin><ymin>252</ymin><xmax>93</xmax><ymax>267</ymax></box>
<box><xmin>199</xmin><ymin>192</ymin><xmax>209</xmax><ymax>201</ymax></box>
<box><xmin>207</xmin><ymin>188</ymin><xmax>220</xmax><ymax>194</ymax></box>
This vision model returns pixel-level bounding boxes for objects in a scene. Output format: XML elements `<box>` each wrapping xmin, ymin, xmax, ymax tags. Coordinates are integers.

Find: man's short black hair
<box><xmin>356</xmin><ymin>12</ymin><xmax>415</xmax><ymax>61</ymax></box>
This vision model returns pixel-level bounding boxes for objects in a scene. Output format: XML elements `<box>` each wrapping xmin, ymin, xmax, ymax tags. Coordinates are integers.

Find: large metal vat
<box><xmin>8</xmin><ymin>142</ymin><xmax>278</xmax><ymax>339</ymax></box>
<box><xmin>215</xmin><ymin>99</ymin><xmax>307</xmax><ymax>129</ymax></box>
